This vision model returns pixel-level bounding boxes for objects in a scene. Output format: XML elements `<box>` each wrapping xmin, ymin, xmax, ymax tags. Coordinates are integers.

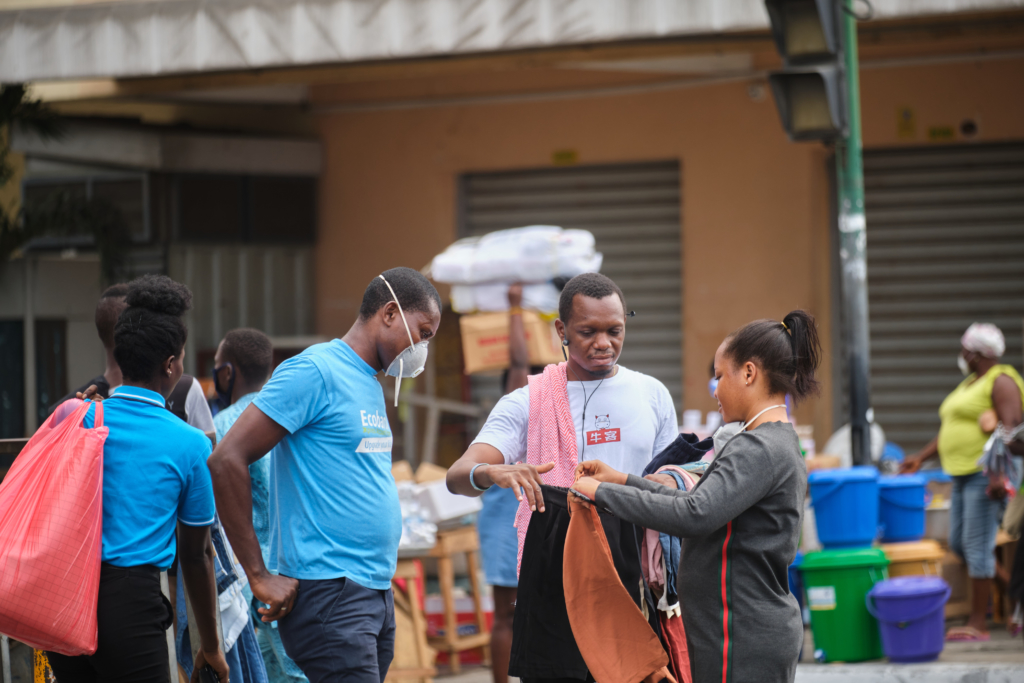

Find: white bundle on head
<box><xmin>962</xmin><ymin>323</ymin><xmax>1005</xmax><ymax>359</ymax></box>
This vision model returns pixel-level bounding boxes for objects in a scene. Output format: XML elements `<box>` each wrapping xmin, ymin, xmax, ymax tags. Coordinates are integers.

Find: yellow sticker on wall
<box><xmin>552</xmin><ymin>149</ymin><xmax>579</xmax><ymax>165</ymax></box>
<box><xmin>896</xmin><ymin>107</ymin><xmax>915</xmax><ymax>139</ymax></box>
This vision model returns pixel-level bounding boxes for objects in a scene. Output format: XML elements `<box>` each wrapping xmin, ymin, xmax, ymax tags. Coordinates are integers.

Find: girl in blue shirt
<box><xmin>45</xmin><ymin>275</ymin><xmax>229</xmax><ymax>683</ymax></box>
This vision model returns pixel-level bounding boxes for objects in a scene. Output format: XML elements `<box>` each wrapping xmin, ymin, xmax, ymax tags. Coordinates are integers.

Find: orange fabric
<box><xmin>563</xmin><ymin>495</ymin><xmax>675</xmax><ymax>683</ymax></box>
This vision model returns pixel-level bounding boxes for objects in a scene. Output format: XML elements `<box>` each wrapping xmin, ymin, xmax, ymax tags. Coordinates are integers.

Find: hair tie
<box><xmin>780</xmin><ymin>321</ymin><xmax>791</xmax><ymax>335</ymax></box>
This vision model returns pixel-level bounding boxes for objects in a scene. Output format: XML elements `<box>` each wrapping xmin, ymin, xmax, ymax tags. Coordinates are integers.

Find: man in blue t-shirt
<box><xmin>210</xmin><ymin>268</ymin><xmax>441</xmax><ymax>683</ymax></box>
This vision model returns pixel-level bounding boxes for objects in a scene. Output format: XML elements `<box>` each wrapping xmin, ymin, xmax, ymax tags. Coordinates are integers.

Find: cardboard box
<box><xmin>459</xmin><ymin>311</ymin><xmax>562</xmax><ymax>374</ymax></box>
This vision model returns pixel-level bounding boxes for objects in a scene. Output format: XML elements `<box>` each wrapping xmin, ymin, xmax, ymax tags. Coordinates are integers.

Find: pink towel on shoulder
<box><xmin>515</xmin><ymin>362</ymin><xmax>578</xmax><ymax>575</ymax></box>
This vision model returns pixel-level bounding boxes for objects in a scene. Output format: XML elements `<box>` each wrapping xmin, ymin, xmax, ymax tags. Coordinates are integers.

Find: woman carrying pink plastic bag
<box><xmin>1</xmin><ymin>275</ymin><xmax>229</xmax><ymax>683</ymax></box>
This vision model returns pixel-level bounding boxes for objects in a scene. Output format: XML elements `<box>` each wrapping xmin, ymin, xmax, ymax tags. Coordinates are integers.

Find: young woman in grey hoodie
<box><xmin>572</xmin><ymin>310</ymin><xmax>820</xmax><ymax>683</ymax></box>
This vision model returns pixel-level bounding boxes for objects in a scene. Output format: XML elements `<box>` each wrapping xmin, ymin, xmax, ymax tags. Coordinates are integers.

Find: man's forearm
<box><xmin>178</xmin><ymin>535</ymin><xmax>221</xmax><ymax>653</ymax></box>
<box><xmin>209</xmin><ymin>453</ymin><xmax>268</xmax><ymax>582</ymax></box>
<box><xmin>447</xmin><ymin>444</ymin><xmax>506</xmax><ymax>497</ymax></box>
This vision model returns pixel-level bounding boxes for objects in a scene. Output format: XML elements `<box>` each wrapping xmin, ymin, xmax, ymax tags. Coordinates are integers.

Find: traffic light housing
<box><xmin>765</xmin><ymin>0</ymin><xmax>847</xmax><ymax>140</ymax></box>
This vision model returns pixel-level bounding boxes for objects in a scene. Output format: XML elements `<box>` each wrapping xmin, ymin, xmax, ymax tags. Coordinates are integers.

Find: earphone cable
<box><xmin>567</xmin><ymin>363</ymin><xmax>604</xmax><ymax>462</ymax></box>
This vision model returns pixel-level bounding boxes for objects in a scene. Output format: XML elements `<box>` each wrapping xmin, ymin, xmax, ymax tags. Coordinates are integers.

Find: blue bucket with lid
<box><xmin>879</xmin><ymin>475</ymin><xmax>926</xmax><ymax>543</ymax></box>
<box><xmin>808</xmin><ymin>467</ymin><xmax>879</xmax><ymax>549</ymax></box>
<box><xmin>866</xmin><ymin>576</ymin><xmax>950</xmax><ymax>662</ymax></box>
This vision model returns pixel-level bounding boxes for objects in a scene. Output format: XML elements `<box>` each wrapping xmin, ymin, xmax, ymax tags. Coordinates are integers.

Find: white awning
<box><xmin>1</xmin><ymin>0</ymin><xmax>1020</xmax><ymax>83</ymax></box>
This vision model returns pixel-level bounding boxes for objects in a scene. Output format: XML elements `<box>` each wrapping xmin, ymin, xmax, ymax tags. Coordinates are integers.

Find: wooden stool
<box><xmin>428</xmin><ymin>526</ymin><xmax>491</xmax><ymax>674</ymax></box>
<box><xmin>387</xmin><ymin>559</ymin><xmax>436</xmax><ymax>683</ymax></box>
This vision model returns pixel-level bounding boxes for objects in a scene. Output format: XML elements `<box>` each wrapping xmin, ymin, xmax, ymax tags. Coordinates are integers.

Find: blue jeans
<box><xmin>949</xmin><ymin>471</ymin><xmax>1004</xmax><ymax>579</ymax></box>
<box><xmin>278</xmin><ymin>578</ymin><xmax>395</xmax><ymax>683</ymax></box>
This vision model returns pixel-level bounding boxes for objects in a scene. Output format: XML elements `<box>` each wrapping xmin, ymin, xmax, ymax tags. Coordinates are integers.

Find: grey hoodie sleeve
<box><xmin>595</xmin><ymin>435</ymin><xmax>775</xmax><ymax>538</ymax></box>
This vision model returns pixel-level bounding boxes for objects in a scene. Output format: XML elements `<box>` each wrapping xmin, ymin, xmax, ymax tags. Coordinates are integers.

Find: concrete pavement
<box><xmin>434</xmin><ymin>628</ymin><xmax>1024</xmax><ymax>683</ymax></box>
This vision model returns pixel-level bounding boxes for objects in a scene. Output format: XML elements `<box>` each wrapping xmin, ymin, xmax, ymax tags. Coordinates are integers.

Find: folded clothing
<box><xmin>643</xmin><ymin>433</ymin><xmax>713</xmax><ymax>476</ymax></box>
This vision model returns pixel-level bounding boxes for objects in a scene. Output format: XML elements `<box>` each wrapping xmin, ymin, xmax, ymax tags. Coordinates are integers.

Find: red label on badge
<box><xmin>586</xmin><ymin>428</ymin><xmax>621</xmax><ymax>446</ymax></box>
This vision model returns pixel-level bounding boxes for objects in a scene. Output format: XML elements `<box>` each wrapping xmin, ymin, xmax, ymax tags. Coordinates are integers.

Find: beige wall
<box><xmin>311</xmin><ymin>51</ymin><xmax>1024</xmax><ymax>445</ymax></box>
<box><xmin>312</xmin><ymin>78</ymin><xmax>836</xmax><ymax>437</ymax></box>
<box><xmin>860</xmin><ymin>55</ymin><xmax>1024</xmax><ymax>146</ymax></box>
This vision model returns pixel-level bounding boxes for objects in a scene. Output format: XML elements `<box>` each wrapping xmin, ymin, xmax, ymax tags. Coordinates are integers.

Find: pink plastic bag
<box><xmin>0</xmin><ymin>399</ymin><xmax>107</xmax><ymax>655</ymax></box>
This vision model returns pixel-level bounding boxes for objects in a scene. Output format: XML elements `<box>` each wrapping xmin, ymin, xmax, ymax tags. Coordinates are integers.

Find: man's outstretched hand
<box><xmin>484</xmin><ymin>462</ymin><xmax>555</xmax><ymax>513</ymax></box>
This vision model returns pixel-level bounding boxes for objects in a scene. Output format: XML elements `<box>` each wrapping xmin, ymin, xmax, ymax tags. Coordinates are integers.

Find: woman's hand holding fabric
<box><xmin>572</xmin><ymin>476</ymin><xmax>601</xmax><ymax>501</ymax></box>
<box><xmin>576</xmin><ymin>460</ymin><xmax>628</xmax><ymax>485</ymax></box>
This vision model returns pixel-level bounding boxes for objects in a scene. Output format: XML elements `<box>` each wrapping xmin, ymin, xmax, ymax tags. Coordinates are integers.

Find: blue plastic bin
<box><xmin>879</xmin><ymin>475</ymin><xmax>926</xmax><ymax>543</ymax></box>
<box><xmin>789</xmin><ymin>551</ymin><xmax>804</xmax><ymax>605</ymax></box>
<box><xmin>808</xmin><ymin>467</ymin><xmax>879</xmax><ymax>549</ymax></box>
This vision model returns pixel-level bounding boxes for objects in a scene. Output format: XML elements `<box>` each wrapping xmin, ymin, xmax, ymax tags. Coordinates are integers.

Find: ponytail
<box><xmin>724</xmin><ymin>309</ymin><xmax>821</xmax><ymax>403</ymax></box>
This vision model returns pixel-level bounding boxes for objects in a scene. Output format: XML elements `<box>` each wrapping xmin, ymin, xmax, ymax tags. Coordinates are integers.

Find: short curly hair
<box><xmin>221</xmin><ymin>328</ymin><xmax>273</xmax><ymax>384</ymax></box>
<box><xmin>558</xmin><ymin>273</ymin><xmax>625</xmax><ymax>323</ymax></box>
<box><xmin>113</xmin><ymin>275</ymin><xmax>193</xmax><ymax>382</ymax></box>
<box><xmin>359</xmin><ymin>267</ymin><xmax>441</xmax><ymax>321</ymax></box>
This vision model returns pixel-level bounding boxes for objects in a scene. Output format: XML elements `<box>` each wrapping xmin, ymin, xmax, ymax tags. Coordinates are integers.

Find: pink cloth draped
<box><xmin>515</xmin><ymin>362</ymin><xmax>578</xmax><ymax>575</ymax></box>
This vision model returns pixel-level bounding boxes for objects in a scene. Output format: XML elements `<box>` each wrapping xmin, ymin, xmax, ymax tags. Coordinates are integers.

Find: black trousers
<box><xmin>47</xmin><ymin>563</ymin><xmax>174</xmax><ymax>683</ymax></box>
<box><xmin>278</xmin><ymin>577</ymin><xmax>396</xmax><ymax>683</ymax></box>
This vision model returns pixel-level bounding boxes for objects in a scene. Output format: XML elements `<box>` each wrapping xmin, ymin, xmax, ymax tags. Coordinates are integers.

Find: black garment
<box><xmin>642</xmin><ymin>432</ymin><xmax>713</xmax><ymax>476</ymax></box>
<box><xmin>1009</xmin><ymin>535</ymin><xmax>1024</xmax><ymax>603</ymax></box>
<box><xmin>165</xmin><ymin>374</ymin><xmax>194</xmax><ymax>422</ymax></box>
<box><xmin>509</xmin><ymin>485</ymin><xmax>643</xmax><ymax>681</ymax></box>
<box><xmin>49</xmin><ymin>375</ymin><xmax>111</xmax><ymax>415</ymax></box>
<box><xmin>46</xmin><ymin>563</ymin><xmax>174</xmax><ymax>683</ymax></box>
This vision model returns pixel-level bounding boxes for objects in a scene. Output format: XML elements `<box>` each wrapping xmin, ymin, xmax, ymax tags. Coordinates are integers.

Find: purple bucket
<box><xmin>866</xmin><ymin>577</ymin><xmax>950</xmax><ymax>663</ymax></box>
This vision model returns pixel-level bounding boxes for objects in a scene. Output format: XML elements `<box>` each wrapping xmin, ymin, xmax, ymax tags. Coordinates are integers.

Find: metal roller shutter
<box><xmin>864</xmin><ymin>143</ymin><xmax>1024</xmax><ymax>451</ymax></box>
<box><xmin>459</xmin><ymin>161</ymin><xmax>683</xmax><ymax>411</ymax></box>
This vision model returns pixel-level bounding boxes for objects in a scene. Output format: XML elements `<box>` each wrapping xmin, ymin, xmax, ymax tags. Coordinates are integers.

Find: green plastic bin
<box><xmin>800</xmin><ymin>548</ymin><xmax>889</xmax><ymax>662</ymax></box>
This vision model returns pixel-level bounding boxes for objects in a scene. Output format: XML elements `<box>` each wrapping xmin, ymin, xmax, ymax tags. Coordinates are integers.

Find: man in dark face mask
<box><xmin>207</xmin><ymin>267</ymin><xmax>441</xmax><ymax>683</ymax></box>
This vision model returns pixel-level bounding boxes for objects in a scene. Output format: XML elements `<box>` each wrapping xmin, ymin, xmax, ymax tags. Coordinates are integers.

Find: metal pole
<box><xmin>836</xmin><ymin>0</ymin><xmax>872</xmax><ymax>466</ymax></box>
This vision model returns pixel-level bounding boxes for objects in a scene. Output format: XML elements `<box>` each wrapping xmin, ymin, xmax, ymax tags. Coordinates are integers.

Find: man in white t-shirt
<box><xmin>447</xmin><ymin>273</ymin><xmax>679</xmax><ymax>513</ymax></box>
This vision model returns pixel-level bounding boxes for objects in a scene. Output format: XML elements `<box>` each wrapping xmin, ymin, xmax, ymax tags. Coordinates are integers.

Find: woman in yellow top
<box><xmin>902</xmin><ymin>323</ymin><xmax>1024</xmax><ymax>641</ymax></box>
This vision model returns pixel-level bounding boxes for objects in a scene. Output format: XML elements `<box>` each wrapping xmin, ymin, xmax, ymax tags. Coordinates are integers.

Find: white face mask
<box><xmin>712</xmin><ymin>422</ymin><xmax>743</xmax><ymax>456</ymax></box>
<box><xmin>711</xmin><ymin>404</ymin><xmax>788</xmax><ymax>457</ymax></box>
<box><xmin>957</xmin><ymin>354</ymin><xmax>971</xmax><ymax>377</ymax></box>
<box><xmin>378</xmin><ymin>275</ymin><xmax>429</xmax><ymax>407</ymax></box>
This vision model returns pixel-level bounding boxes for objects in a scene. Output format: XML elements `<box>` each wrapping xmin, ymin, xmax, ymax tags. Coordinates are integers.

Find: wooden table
<box><xmin>387</xmin><ymin>559</ymin><xmax>436</xmax><ymax>683</ymax></box>
<box><xmin>399</xmin><ymin>525</ymin><xmax>492</xmax><ymax>675</ymax></box>
<box><xmin>428</xmin><ymin>525</ymin><xmax>491</xmax><ymax>674</ymax></box>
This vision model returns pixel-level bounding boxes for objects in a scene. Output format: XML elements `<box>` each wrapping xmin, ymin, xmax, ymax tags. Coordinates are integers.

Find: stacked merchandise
<box><xmin>429</xmin><ymin>225</ymin><xmax>602</xmax><ymax>314</ymax></box>
<box><xmin>428</xmin><ymin>226</ymin><xmax>603</xmax><ymax>373</ymax></box>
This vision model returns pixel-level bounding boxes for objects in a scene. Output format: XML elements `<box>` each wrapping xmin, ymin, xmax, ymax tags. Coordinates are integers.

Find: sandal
<box><xmin>945</xmin><ymin>626</ymin><xmax>991</xmax><ymax>642</ymax></box>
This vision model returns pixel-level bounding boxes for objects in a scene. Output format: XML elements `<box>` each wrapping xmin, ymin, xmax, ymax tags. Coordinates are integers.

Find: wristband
<box><xmin>469</xmin><ymin>463</ymin><xmax>492</xmax><ymax>492</ymax></box>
